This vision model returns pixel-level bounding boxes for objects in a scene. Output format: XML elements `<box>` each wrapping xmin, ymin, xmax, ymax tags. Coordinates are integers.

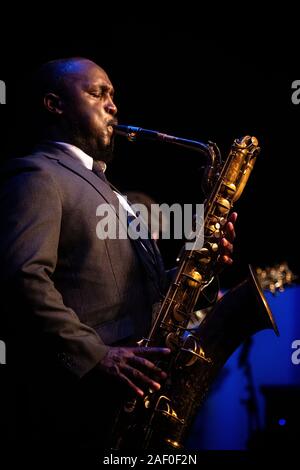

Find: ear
<box><xmin>43</xmin><ymin>93</ymin><xmax>63</xmax><ymax>115</ymax></box>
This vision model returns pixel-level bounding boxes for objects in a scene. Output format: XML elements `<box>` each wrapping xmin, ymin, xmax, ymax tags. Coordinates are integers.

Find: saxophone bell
<box><xmin>198</xmin><ymin>264</ymin><xmax>279</xmax><ymax>362</ymax></box>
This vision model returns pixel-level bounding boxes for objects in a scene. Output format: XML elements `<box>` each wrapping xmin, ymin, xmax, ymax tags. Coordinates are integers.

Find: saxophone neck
<box><xmin>114</xmin><ymin>124</ymin><xmax>222</xmax><ymax>197</ymax></box>
<box><xmin>114</xmin><ymin>124</ymin><xmax>211</xmax><ymax>155</ymax></box>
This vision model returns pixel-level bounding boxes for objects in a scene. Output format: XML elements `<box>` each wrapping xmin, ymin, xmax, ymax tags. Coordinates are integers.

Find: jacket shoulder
<box><xmin>1</xmin><ymin>150</ymin><xmax>57</xmax><ymax>171</ymax></box>
<box><xmin>0</xmin><ymin>146</ymin><xmax>66</xmax><ymax>185</ymax></box>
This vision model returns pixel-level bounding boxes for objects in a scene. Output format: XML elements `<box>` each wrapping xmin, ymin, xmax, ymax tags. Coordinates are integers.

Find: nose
<box><xmin>105</xmin><ymin>96</ymin><xmax>117</xmax><ymax>116</ymax></box>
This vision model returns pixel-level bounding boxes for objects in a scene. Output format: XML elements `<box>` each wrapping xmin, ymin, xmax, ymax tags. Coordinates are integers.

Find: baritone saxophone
<box><xmin>112</xmin><ymin>126</ymin><xmax>278</xmax><ymax>450</ymax></box>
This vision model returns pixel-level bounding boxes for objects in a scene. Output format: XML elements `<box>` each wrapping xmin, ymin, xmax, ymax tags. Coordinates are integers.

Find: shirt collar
<box><xmin>53</xmin><ymin>141</ymin><xmax>107</xmax><ymax>172</ymax></box>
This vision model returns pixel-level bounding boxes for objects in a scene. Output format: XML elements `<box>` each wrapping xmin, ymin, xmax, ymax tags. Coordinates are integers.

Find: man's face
<box><xmin>61</xmin><ymin>61</ymin><xmax>118</xmax><ymax>162</ymax></box>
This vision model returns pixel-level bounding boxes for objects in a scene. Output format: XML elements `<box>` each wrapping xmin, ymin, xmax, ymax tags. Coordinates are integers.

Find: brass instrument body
<box><xmin>146</xmin><ymin>136</ymin><xmax>261</xmax><ymax>344</ymax></box>
<box><xmin>112</xmin><ymin>131</ymin><xmax>278</xmax><ymax>450</ymax></box>
<box><xmin>140</xmin><ymin>265</ymin><xmax>279</xmax><ymax>449</ymax></box>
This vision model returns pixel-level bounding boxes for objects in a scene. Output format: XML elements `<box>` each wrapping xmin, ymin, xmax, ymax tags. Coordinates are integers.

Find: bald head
<box><xmin>30</xmin><ymin>57</ymin><xmax>118</xmax><ymax>162</ymax></box>
<box><xmin>33</xmin><ymin>57</ymin><xmax>108</xmax><ymax>108</ymax></box>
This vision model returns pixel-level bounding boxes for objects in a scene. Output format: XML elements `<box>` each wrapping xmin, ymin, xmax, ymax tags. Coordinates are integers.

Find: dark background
<box><xmin>0</xmin><ymin>15</ymin><xmax>299</xmax><ymax>460</ymax></box>
<box><xmin>0</xmin><ymin>20</ymin><xmax>299</xmax><ymax>288</ymax></box>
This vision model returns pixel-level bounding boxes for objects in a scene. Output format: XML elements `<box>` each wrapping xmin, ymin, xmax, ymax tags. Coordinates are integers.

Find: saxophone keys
<box><xmin>207</xmin><ymin>225</ymin><xmax>217</xmax><ymax>235</ymax></box>
<box><xmin>216</xmin><ymin>197</ymin><xmax>231</xmax><ymax>215</ymax></box>
<box><xmin>179</xmin><ymin>334</ymin><xmax>213</xmax><ymax>367</ymax></box>
<box><xmin>199</xmin><ymin>256</ymin><xmax>211</xmax><ymax>265</ymax></box>
<box><xmin>208</xmin><ymin>242</ymin><xmax>219</xmax><ymax>252</ymax></box>
<box><xmin>207</xmin><ymin>221</ymin><xmax>220</xmax><ymax>232</ymax></box>
<box><xmin>197</xmin><ymin>248</ymin><xmax>211</xmax><ymax>265</ymax></box>
<box><xmin>186</xmin><ymin>269</ymin><xmax>202</xmax><ymax>287</ymax></box>
<box><xmin>171</xmin><ymin>303</ymin><xmax>188</xmax><ymax>322</ymax></box>
<box><xmin>198</xmin><ymin>247</ymin><xmax>210</xmax><ymax>257</ymax></box>
<box><xmin>165</xmin><ymin>332</ymin><xmax>178</xmax><ymax>350</ymax></box>
<box><xmin>144</xmin><ymin>396</ymin><xmax>151</xmax><ymax>409</ymax></box>
<box><xmin>222</xmin><ymin>181</ymin><xmax>236</xmax><ymax>196</ymax></box>
<box><xmin>165</xmin><ymin>438</ymin><xmax>183</xmax><ymax>449</ymax></box>
<box><xmin>238</xmin><ymin>135</ymin><xmax>252</xmax><ymax>147</ymax></box>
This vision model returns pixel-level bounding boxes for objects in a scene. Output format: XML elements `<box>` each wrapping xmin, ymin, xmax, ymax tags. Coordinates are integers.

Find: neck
<box><xmin>40</xmin><ymin>125</ymin><xmax>114</xmax><ymax>163</ymax></box>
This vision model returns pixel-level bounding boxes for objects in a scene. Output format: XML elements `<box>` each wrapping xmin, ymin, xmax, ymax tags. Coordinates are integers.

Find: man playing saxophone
<box><xmin>0</xmin><ymin>57</ymin><xmax>236</xmax><ymax>458</ymax></box>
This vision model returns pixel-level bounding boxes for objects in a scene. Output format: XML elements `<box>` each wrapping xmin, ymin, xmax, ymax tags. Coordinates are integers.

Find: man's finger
<box><xmin>221</xmin><ymin>255</ymin><xmax>233</xmax><ymax>265</ymax></box>
<box><xmin>225</xmin><ymin>222</ymin><xmax>236</xmax><ymax>242</ymax></box>
<box><xmin>221</xmin><ymin>238</ymin><xmax>233</xmax><ymax>253</ymax></box>
<box><xmin>123</xmin><ymin>365</ymin><xmax>161</xmax><ymax>391</ymax></box>
<box><xmin>129</xmin><ymin>355</ymin><xmax>168</xmax><ymax>378</ymax></box>
<box><xmin>134</xmin><ymin>347</ymin><xmax>171</xmax><ymax>356</ymax></box>
<box><xmin>229</xmin><ymin>212</ymin><xmax>238</xmax><ymax>223</ymax></box>
<box><xmin>119</xmin><ymin>372</ymin><xmax>144</xmax><ymax>397</ymax></box>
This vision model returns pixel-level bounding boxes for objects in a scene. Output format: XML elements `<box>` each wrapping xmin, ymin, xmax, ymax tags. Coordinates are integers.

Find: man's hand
<box><xmin>218</xmin><ymin>212</ymin><xmax>237</xmax><ymax>266</ymax></box>
<box><xmin>96</xmin><ymin>346</ymin><xmax>170</xmax><ymax>397</ymax></box>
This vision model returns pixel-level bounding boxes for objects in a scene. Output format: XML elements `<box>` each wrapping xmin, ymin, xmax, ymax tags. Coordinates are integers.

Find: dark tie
<box><xmin>92</xmin><ymin>162</ymin><xmax>152</xmax><ymax>256</ymax></box>
<box><xmin>92</xmin><ymin>161</ymin><xmax>162</xmax><ymax>291</ymax></box>
<box><xmin>92</xmin><ymin>160</ymin><xmax>108</xmax><ymax>183</ymax></box>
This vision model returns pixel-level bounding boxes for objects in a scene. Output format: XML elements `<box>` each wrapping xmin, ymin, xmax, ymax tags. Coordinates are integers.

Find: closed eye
<box><xmin>90</xmin><ymin>85</ymin><xmax>114</xmax><ymax>100</ymax></box>
<box><xmin>90</xmin><ymin>92</ymin><xmax>101</xmax><ymax>98</ymax></box>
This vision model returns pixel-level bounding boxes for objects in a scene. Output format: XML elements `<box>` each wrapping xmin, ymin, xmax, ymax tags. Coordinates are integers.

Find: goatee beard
<box><xmin>72</xmin><ymin>133</ymin><xmax>115</xmax><ymax>163</ymax></box>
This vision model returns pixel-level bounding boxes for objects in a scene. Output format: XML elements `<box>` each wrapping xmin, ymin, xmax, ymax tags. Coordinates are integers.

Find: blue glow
<box><xmin>186</xmin><ymin>285</ymin><xmax>300</xmax><ymax>450</ymax></box>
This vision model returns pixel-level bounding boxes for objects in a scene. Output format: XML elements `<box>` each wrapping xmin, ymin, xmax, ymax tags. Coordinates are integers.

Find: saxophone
<box><xmin>112</xmin><ymin>126</ymin><xmax>279</xmax><ymax>450</ymax></box>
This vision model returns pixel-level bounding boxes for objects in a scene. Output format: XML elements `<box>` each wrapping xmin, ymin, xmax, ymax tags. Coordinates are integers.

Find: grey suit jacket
<box><xmin>0</xmin><ymin>142</ymin><xmax>165</xmax><ymax>379</ymax></box>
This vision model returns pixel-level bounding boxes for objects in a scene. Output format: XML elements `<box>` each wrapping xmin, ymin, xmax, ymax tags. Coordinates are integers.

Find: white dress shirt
<box><xmin>55</xmin><ymin>141</ymin><xmax>135</xmax><ymax>216</ymax></box>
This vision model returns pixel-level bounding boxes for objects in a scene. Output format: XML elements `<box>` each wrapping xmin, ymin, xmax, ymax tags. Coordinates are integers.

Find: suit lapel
<box><xmin>35</xmin><ymin>142</ymin><xmax>121</xmax><ymax>215</ymax></box>
<box><xmin>34</xmin><ymin>142</ymin><xmax>164</xmax><ymax>287</ymax></box>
